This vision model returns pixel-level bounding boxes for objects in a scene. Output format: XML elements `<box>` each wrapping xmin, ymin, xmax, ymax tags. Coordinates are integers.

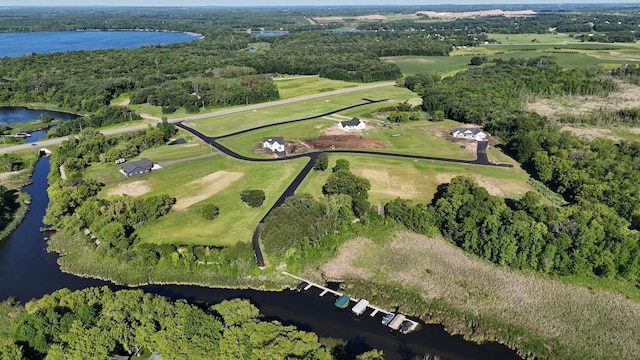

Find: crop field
<box><xmin>297</xmin><ymin>154</ymin><xmax>532</xmax><ymax>205</ymax></box>
<box><xmin>316</xmin><ymin>231</ymin><xmax>640</xmax><ymax>360</ymax></box>
<box><xmin>188</xmin><ymin>86</ymin><xmax>416</xmax><ymax>136</ymax></box>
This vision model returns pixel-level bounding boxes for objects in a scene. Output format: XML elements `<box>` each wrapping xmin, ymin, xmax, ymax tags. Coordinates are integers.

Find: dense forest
<box><xmin>0</xmin><ymin>287</ymin><xmax>361</xmax><ymax>360</ymax></box>
<box><xmin>397</xmin><ymin>58</ymin><xmax>640</xmax><ymax>284</ymax></box>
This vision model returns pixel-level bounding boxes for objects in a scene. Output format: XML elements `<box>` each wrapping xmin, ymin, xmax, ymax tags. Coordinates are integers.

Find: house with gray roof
<box><xmin>120</xmin><ymin>158</ymin><xmax>154</xmax><ymax>177</ymax></box>
<box><xmin>338</xmin><ymin>117</ymin><xmax>365</xmax><ymax>131</ymax></box>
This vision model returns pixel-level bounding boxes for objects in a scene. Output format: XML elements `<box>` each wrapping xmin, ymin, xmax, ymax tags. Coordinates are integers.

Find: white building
<box><xmin>262</xmin><ymin>137</ymin><xmax>285</xmax><ymax>152</ymax></box>
<box><xmin>338</xmin><ymin>117</ymin><xmax>366</xmax><ymax>131</ymax></box>
<box><xmin>451</xmin><ymin>127</ymin><xmax>487</xmax><ymax>141</ymax></box>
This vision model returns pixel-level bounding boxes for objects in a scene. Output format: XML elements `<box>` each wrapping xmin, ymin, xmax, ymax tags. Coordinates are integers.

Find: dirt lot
<box><xmin>302</xmin><ymin>135</ymin><xmax>384</xmax><ymax>150</ymax></box>
<box><xmin>107</xmin><ymin>180</ymin><xmax>151</xmax><ymax>197</ymax></box>
<box><xmin>173</xmin><ymin>171</ymin><xmax>243</xmax><ymax>211</ymax></box>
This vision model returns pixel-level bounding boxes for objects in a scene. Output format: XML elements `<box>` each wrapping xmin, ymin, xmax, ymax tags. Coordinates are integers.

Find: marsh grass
<box><xmin>316</xmin><ymin>230</ymin><xmax>640</xmax><ymax>360</ymax></box>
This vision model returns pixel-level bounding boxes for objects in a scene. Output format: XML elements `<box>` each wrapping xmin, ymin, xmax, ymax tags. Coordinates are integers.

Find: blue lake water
<box><xmin>0</xmin><ymin>107</ymin><xmax>77</xmax><ymax>142</ymax></box>
<box><xmin>0</xmin><ymin>31</ymin><xmax>199</xmax><ymax>58</ymax></box>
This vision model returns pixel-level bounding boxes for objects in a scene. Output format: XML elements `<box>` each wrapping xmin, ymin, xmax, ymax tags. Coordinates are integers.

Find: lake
<box><xmin>0</xmin><ymin>107</ymin><xmax>77</xmax><ymax>142</ymax></box>
<box><xmin>0</xmin><ymin>30</ymin><xmax>199</xmax><ymax>58</ymax></box>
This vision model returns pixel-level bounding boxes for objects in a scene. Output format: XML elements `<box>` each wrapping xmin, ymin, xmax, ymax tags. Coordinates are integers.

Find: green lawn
<box><xmin>217</xmin><ymin>118</ymin><xmax>335</xmax><ymax>158</ymax></box>
<box><xmin>383</xmin><ymin>55</ymin><xmax>472</xmax><ymax>76</ymax></box>
<box><xmin>133</xmin><ymin>155</ymin><xmax>308</xmax><ymax>246</ymax></box>
<box><xmin>188</xmin><ymin>86</ymin><xmax>416</xmax><ymax>137</ymax></box>
<box><xmin>297</xmin><ymin>153</ymin><xmax>533</xmax><ymax>205</ymax></box>
<box><xmin>275</xmin><ymin>76</ymin><xmax>363</xmax><ymax>99</ymax></box>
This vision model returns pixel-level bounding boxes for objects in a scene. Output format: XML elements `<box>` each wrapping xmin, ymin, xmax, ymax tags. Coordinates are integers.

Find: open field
<box><xmin>216</xmin><ymin>118</ymin><xmax>335</xmax><ymax>158</ymax></box>
<box><xmin>131</xmin><ymin>155</ymin><xmax>307</xmax><ymax>246</ymax></box>
<box><xmin>296</xmin><ymin>154</ymin><xmax>532</xmax><ymax>205</ymax></box>
<box><xmin>275</xmin><ymin>75</ymin><xmax>362</xmax><ymax>99</ymax></box>
<box><xmin>313</xmin><ymin>231</ymin><xmax>640</xmax><ymax>360</ymax></box>
<box><xmin>188</xmin><ymin>86</ymin><xmax>416</xmax><ymax>136</ymax></box>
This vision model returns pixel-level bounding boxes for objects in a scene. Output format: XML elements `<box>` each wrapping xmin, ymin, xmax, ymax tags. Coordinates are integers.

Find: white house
<box><xmin>338</xmin><ymin>117</ymin><xmax>366</xmax><ymax>131</ymax></box>
<box><xmin>451</xmin><ymin>127</ymin><xmax>487</xmax><ymax>141</ymax></box>
<box><xmin>262</xmin><ymin>137</ymin><xmax>285</xmax><ymax>152</ymax></box>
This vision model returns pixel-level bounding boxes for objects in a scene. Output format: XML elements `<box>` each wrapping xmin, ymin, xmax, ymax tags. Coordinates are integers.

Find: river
<box><xmin>0</xmin><ymin>156</ymin><xmax>520</xmax><ymax>360</ymax></box>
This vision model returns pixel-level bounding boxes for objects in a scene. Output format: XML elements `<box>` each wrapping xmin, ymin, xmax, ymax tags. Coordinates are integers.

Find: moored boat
<box><xmin>334</xmin><ymin>294</ymin><xmax>350</xmax><ymax>309</ymax></box>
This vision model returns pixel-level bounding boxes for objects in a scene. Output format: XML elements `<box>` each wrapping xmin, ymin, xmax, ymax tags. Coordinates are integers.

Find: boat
<box><xmin>334</xmin><ymin>294</ymin><xmax>350</xmax><ymax>309</ymax></box>
<box><xmin>351</xmin><ymin>299</ymin><xmax>369</xmax><ymax>316</ymax></box>
<box><xmin>387</xmin><ymin>314</ymin><xmax>406</xmax><ymax>330</ymax></box>
<box><xmin>381</xmin><ymin>313</ymin><xmax>395</xmax><ymax>326</ymax></box>
<box><xmin>295</xmin><ymin>282</ymin><xmax>308</xmax><ymax>292</ymax></box>
<box><xmin>399</xmin><ymin>320</ymin><xmax>415</xmax><ymax>334</ymax></box>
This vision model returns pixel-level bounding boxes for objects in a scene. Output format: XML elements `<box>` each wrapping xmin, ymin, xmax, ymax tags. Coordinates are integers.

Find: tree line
<box><xmin>0</xmin><ymin>287</ymin><xmax>352</xmax><ymax>360</ymax></box>
<box><xmin>397</xmin><ymin>58</ymin><xmax>640</xmax><ymax>284</ymax></box>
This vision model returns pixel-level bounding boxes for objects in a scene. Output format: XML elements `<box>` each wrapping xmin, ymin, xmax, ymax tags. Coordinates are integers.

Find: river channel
<box><xmin>0</xmin><ymin>156</ymin><xmax>521</xmax><ymax>360</ymax></box>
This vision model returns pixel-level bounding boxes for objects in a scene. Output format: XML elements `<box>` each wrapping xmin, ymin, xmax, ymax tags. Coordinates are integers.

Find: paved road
<box><xmin>0</xmin><ymin>81</ymin><xmax>396</xmax><ymax>155</ymax></box>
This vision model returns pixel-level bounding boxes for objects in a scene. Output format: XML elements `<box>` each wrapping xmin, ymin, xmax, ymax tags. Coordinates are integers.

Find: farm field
<box><xmin>296</xmin><ymin>154</ymin><xmax>532</xmax><ymax>205</ymax></box>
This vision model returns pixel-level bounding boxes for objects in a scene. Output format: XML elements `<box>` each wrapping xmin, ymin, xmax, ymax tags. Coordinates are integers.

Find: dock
<box><xmin>282</xmin><ymin>271</ymin><xmax>398</xmax><ymax>320</ymax></box>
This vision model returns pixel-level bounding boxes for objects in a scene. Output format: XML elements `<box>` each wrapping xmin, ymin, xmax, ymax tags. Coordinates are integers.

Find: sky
<box><xmin>1</xmin><ymin>0</ymin><xmax>635</xmax><ymax>6</ymax></box>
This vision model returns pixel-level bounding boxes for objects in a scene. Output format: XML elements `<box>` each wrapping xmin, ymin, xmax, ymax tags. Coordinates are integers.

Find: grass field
<box><xmin>274</xmin><ymin>76</ymin><xmax>363</xmax><ymax>99</ymax></box>
<box><xmin>313</xmin><ymin>231</ymin><xmax>640</xmax><ymax>360</ymax></box>
<box><xmin>188</xmin><ymin>86</ymin><xmax>416</xmax><ymax>136</ymax></box>
<box><xmin>216</xmin><ymin>118</ymin><xmax>335</xmax><ymax>158</ymax></box>
<box><xmin>132</xmin><ymin>155</ymin><xmax>307</xmax><ymax>246</ymax></box>
<box><xmin>81</xmin><ymin>129</ymin><xmax>308</xmax><ymax>247</ymax></box>
<box><xmin>297</xmin><ymin>154</ymin><xmax>533</xmax><ymax>205</ymax></box>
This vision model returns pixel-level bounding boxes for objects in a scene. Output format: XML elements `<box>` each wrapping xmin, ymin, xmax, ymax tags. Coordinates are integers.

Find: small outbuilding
<box><xmin>451</xmin><ymin>127</ymin><xmax>487</xmax><ymax>141</ymax></box>
<box><xmin>262</xmin><ymin>137</ymin><xmax>285</xmax><ymax>152</ymax></box>
<box><xmin>120</xmin><ymin>158</ymin><xmax>154</xmax><ymax>177</ymax></box>
<box><xmin>338</xmin><ymin>117</ymin><xmax>366</xmax><ymax>131</ymax></box>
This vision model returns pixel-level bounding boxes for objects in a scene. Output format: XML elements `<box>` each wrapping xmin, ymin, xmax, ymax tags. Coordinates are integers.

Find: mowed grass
<box><xmin>188</xmin><ymin>86</ymin><xmax>415</xmax><ymax>136</ymax></box>
<box><xmin>133</xmin><ymin>155</ymin><xmax>308</xmax><ymax>246</ymax></box>
<box><xmin>382</xmin><ymin>55</ymin><xmax>472</xmax><ymax>76</ymax></box>
<box><xmin>317</xmin><ymin>231</ymin><xmax>640</xmax><ymax>360</ymax></box>
<box><xmin>217</xmin><ymin>118</ymin><xmax>335</xmax><ymax>158</ymax></box>
<box><xmin>297</xmin><ymin>154</ymin><xmax>533</xmax><ymax>205</ymax></box>
<box><xmin>275</xmin><ymin>75</ymin><xmax>362</xmax><ymax>99</ymax></box>
<box><xmin>82</xmin><ymin>133</ymin><xmax>308</xmax><ymax>246</ymax></box>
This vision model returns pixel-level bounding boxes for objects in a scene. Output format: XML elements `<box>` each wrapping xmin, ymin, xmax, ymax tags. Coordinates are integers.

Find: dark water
<box><xmin>0</xmin><ymin>157</ymin><xmax>520</xmax><ymax>360</ymax></box>
<box><xmin>0</xmin><ymin>31</ymin><xmax>199</xmax><ymax>58</ymax></box>
<box><xmin>0</xmin><ymin>107</ymin><xmax>76</xmax><ymax>142</ymax></box>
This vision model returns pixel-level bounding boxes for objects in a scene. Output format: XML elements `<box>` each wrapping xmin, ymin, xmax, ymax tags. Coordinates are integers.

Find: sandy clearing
<box><xmin>173</xmin><ymin>171</ymin><xmax>243</xmax><ymax>211</ymax></box>
<box><xmin>415</xmin><ymin>9</ymin><xmax>535</xmax><ymax>18</ymax></box>
<box><xmin>383</xmin><ymin>57</ymin><xmax>436</xmax><ymax>64</ymax></box>
<box><xmin>355</xmin><ymin>15</ymin><xmax>386</xmax><ymax>20</ymax></box>
<box><xmin>118</xmin><ymin>99</ymin><xmax>130</xmax><ymax>106</ymax></box>
<box><xmin>107</xmin><ymin>180</ymin><xmax>151</xmax><ymax>197</ymax></box>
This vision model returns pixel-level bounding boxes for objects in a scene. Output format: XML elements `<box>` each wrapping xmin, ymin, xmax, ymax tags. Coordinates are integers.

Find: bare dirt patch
<box><xmin>173</xmin><ymin>171</ymin><xmax>243</xmax><ymax>211</ymax></box>
<box><xmin>415</xmin><ymin>9</ymin><xmax>535</xmax><ymax>18</ymax></box>
<box><xmin>355</xmin><ymin>15</ymin><xmax>387</xmax><ymax>20</ymax></box>
<box><xmin>107</xmin><ymin>180</ymin><xmax>151</xmax><ymax>197</ymax></box>
<box><xmin>118</xmin><ymin>99</ymin><xmax>130</xmax><ymax>107</ymax></box>
<box><xmin>383</xmin><ymin>57</ymin><xmax>436</xmax><ymax>64</ymax></box>
<box><xmin>302</xmin><ymin>135</ymin><xmax>384</xmax><ymax>150</ymax></box>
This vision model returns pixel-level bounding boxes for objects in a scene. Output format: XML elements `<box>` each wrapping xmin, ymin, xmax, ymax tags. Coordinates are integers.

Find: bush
<box><xmin>201</xmin><ymin>203</ymin><xmax>220</xmax><ymax>220</ymax></box>
<box><xmin>240</xmin><ymin>189</ymin><xmax>265</xmax><ymax>207</ymax></box>
<box><xmin>332</xmin><ymin>159</ymin><xmax>350</xmax><ymax>172</ymax></box>
<box><xmin>313</xmin><ymin>153</ymin><xmax>329</xmax><ymax>171</ymax></box>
